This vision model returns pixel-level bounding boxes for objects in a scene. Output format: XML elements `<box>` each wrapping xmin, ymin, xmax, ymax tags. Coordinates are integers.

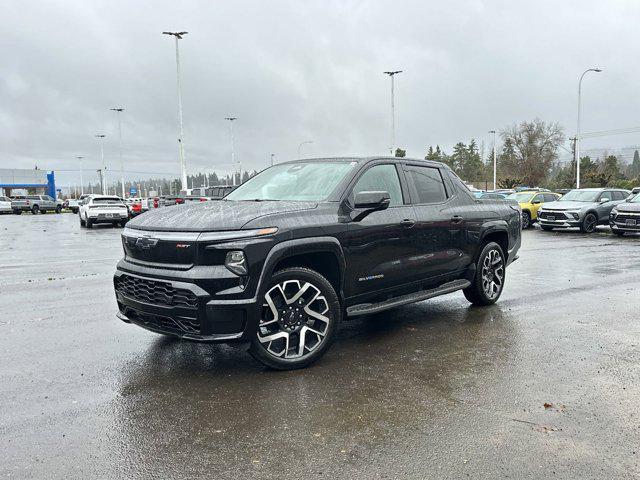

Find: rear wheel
<box><xmin>463</xmin><ymin>242</ymin><xmax>505</xmax><ymax>306</ymax></box>
<box><xmin>580</xmin><ymin>213</ymin><xmax>597</xmax><ymax>233</ymax></box>
<box><xmin>13</xmin><ymin>210</ymin><xmax>22</xmax><ymax>215</ymax></box>
<box><xmin>31</xmin><ymin>205</ymin><xmax>39</xmax><ymax>214</ymax></box>
<box><xmin>55</xmin><ymin>205</ymin><xmax>62</xmax><ymax>213</ymax></box>
<box><xmin>249</xmin><ymin>267</ymin><xmax>341</xmax><ymax>370</ymax></box>
<box><xmin>521</xmin><ymin>211</ymin><xmax>531</xmax><ymax>229</ymax></box>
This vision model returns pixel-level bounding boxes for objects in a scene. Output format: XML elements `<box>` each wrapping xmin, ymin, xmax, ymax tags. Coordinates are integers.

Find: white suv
<box><xmin>78</xmin><ymin>195</ymin><xmax>129</xmax><ymax>228</ymax></box>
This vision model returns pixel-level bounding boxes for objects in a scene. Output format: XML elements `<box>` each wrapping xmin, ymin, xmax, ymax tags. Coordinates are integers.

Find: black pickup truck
<box><xmin>113</xmin><ymin>157</ymin><xmax>521</xmax><ymax>369</ymax></box>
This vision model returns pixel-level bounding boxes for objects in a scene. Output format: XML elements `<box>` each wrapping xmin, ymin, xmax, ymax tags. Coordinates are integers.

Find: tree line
<box><xmin>402</xmin><ymin>118</ymin><xmax>640</xmax><ymax>190</ymax></box>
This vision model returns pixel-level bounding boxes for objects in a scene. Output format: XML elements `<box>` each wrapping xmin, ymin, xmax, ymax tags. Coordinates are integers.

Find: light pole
<box><xmin>162</xmin><ymin>31</ymin><xmax>188</xmax><ymax>191</ymax></box>
<box><xmin>76</xmin><ymin>156</ymin><xmax>84</xmax><ymax>195</ymax></box>
<box><xmin>297</xmin><ymin>141</ymin><xmax>313</xmax><ymax>159</ymax></box>
<box><xmin>95</xmin><ymin>134</ymin><xmax>106</xmax><ymax>194</ymax></box>
<box><xmin>383</xmin><ymin>70</ymin><xmax>402</xmax><ymax>155</ymax></box>
<box><xmin>270</xmin><ymin>153</ymin><xmax>275</xmax><ymax>166</ymax></box>
<box><xmin>488</xmin><ymin>130</ymin><xmax>497</xmax><ymax>190</ymax></box>
<box><xmin>576</xmin><ymin>68</ymin><xmax>602</xmax><ymax>188</ymax></box>
<box><xmin>110</xmin><ymin>108</ymin><xmax>125</xmax><ymax>197</ymax></box>
<box><xmin>225</xmin><ymin>117</ymin><xmax>238</xmax><ymax>185</ymax></box>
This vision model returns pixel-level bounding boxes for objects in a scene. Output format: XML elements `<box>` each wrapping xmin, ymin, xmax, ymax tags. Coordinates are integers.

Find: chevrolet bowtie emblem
<box><xmin>135</xmin><ymin>236</ymin><xmax>159</xmax><ymax>249</ymax></box>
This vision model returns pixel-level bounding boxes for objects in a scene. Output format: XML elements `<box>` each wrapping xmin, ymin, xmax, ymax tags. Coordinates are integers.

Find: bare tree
<box><xmin>500</xmin><ymin>119</ymin><xmax>564</xmax><ymax>186</ymax></box>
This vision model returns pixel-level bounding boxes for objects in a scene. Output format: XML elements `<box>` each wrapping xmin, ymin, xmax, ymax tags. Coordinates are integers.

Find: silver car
<box><xmin>537</xmin><ymin>188</ymin><xmax>630</xmax><ymax>233</ymax></box>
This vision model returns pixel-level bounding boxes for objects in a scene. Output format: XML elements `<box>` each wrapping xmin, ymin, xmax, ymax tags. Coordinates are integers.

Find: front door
<box><xmin>342</xmin><ymin>163</ymin><xmax>416</xmax><ymax>299</ymax></box>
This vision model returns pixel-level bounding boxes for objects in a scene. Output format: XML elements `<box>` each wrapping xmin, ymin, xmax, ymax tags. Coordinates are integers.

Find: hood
<box><xmin>615</xmin><ymin>202</ymin><xmax>640</xmax><ymax>213</ymax></box>
<box><xmin>542</xmin><ymin>200</ymin><xmax>594</xmax><ymax>210</ymax></box>
<box><xmin>126</xmin><ymin>200</ymin><xmax>318</xmax><ymax>232</ymax></box>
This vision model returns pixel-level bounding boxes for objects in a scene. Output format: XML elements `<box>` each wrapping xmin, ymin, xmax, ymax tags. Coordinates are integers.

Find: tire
<box><xmin>612</xmin><ymin>229</ymin><xmax>625</xmax><ymax>237</ymax></box>
<box><xmin>31</xmin><ymin>205</ymin><xmax>39</xmax><ymax>214</ymax></box>
<box><xmin>86</xmin><ymin>218</ymin><xmax>93</xmax><ymax>229</ymax></box>
<box><xmin>119</xmin><ymin>220</ymin><xmax>128</xmax><ymax>227</ymax></box>
<box><xmin>248</xmin><ymin>267</ymin><xmax>341</xmax><ymax>370</ymax></box>
<box><xmin>55</xmin><ymin>205</ymin><xmax>62</xmax><ymax>213</ymax></box>
<box><xmin>13</xmin><ymin>210</ymin><xmax>22</xmax><ymax>215</ymax></box>
<box><xmin>521</xmin><ymin>211</ymin><xmax>531</xmax><ymax>229</ymax></box>
<box><xmin>540</xmin><ymin>225</ymin><xmax>554</xmax><ymax>231</ymax></box>
<box><xmin>463</xmin><ymin>241</ymin><xmax>506</xmax><ymax>306</ymax></box>
<box><xmin>580</xmin><ymin>212</ymin><xmax>597</xmax><ymax>233</ymax></box>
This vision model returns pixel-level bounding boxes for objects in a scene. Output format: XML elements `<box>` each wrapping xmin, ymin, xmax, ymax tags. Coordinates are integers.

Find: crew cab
<box><xmin>12</xmin><ymin>195</ymin><xmax>62</xmax><ymax>214</ymax></box>
<box><xmin>79</xmin><ymin>195</ymin><xmax>129</xmax><ymax>228</ymax></box>
<box><xmin>113</xmin><ymin>157</ymin><xmax>521</xmax><ymax>370</ymax></box>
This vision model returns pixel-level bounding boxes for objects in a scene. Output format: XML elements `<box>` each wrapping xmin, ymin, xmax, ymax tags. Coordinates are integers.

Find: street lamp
<box><xmin>488</xmin><ymin>130</ymin><xmax>497</xmax><ymax>190</ymax></box>
<box><xmin>110</xmin><ymin>108</ymin><xmax>125</xmax><ymax>198</ymax></box>
<box><xmin>576</xmin><ymin>68</ymin><xmax>603</xmax><ymax>188</ymax></box>
<box><xmin>270</xmin><ymin>153</ymin><xmax>275</xmax><ymax>166</ymax></box>
<box><xmin>76</xmin><ymin>156</ymin><xmax>84</xmax><ymax>195</ymax></box>
<box><xmin>162</xmin><ymin>31</ymin><xmax>188</xmax><ymax>191</ymax></box>
<box><xmin>297</xmin><ymin>140</ymin><xmax>313</xmax><ymax>159</ymax></box>
<box><xmin>95</xmin><ymin>134</ymin><xmax>106</xmax><ymax>194</ymax></box>
<box><xmin>383</xmin><ymin>70</ymin><xmax>402</xmax><ymax>155</ymax></box>
<box><xmin>225</xmin><ymin>117</ymin><xmax>238</xmax><ymax>185</ymax></box>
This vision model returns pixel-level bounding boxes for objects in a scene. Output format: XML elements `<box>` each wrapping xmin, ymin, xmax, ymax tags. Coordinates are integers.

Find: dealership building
<box><xmin>0</xmin><ymin>169</ymin><xmax>57</xmax><ymax>198</ymax></box>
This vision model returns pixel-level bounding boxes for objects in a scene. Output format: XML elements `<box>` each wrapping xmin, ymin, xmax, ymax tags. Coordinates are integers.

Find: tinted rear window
<box><xmin>405</xmin><ymin>166</ymin><xmax>448</xmax><ymax>204</ymax></box>
<box><xmin>92</xmin><ymin>198</ymin><xmax>123</xmax><ymax>205</ymax></box>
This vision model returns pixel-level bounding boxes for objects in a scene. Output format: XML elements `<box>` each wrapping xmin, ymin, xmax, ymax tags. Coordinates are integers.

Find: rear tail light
<box><xmin>199</xmin><ymin>198</ymin><xmax>207</xmax><ymax>202</ymax></box>
<box><xmin>176</xmin><ymin>198</ymin><xmax>185</xmax><ymax>204</ymax></box>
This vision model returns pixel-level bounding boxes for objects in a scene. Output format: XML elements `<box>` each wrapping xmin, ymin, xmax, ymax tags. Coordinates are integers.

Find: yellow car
<box><xmin>506</xmin><ymin>191</ymin><xmax>561</xmax><ymax>229</ymax></box>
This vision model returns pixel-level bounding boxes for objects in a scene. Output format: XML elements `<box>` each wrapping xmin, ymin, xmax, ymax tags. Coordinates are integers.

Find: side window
<box><xmin>612</xmin><ymin>191</ymin><xmax>623</xmax><ymax>201</ymax></box>
<box><xmin>405</xmin><ymin>166</ymin><xmax>448</xmax><ymax>204</ymax></box>
<box><xmin>599</xmin><ymin>192</ymin><xmax>612</xmax><ymax>202</ymax></box>
<box><xmin>544</xmin><ymin>194</ymin><xmax>558</xmax><ymax>202</ymax></box>
<box><xmin>352</xmin><ymin>164</ymin><xmax>403</xmax><ymax>206</ymax></box>
<box><xmin>532</xmin><ymin>194</ymin><xmax>544</xmax><ymax>203</ymax></box>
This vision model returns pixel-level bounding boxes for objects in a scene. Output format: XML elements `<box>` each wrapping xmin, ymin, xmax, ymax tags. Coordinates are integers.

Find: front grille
<box><xmin>614</xmin><ymin>214</ymin><xmax>640</xmax><ymax>228</ymax></box>
<box><xmin>115</xmin><ymin>274</ymin><xmax>198</xmax><ymax>309</ymax></box>
<box><xmin>539</xmin><ymin>211</ymin><xmax>568</xmax><ymax>220</ymax></box>
<box><xmin>124</xmin><ymin>308</ymin><xmax>200</xmax><ymax>334</ymax></box>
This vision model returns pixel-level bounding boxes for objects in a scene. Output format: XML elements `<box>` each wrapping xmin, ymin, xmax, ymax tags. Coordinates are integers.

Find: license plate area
<box><xmin>547</xmin><ymin>215</ymin><xmax>555</xmax><ymax>222</ymax></box>
<box><xmin>626</xmin><ymin>219</ymin><xmax>636</xmax><ymax>226</ymax></box>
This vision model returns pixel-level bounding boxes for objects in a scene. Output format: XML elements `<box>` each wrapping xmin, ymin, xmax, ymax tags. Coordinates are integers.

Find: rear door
<box><xmin>342</xmin><ymin>162</ymin><xmax>416</xmax><ymax>298</ymax></box>
<box><xmin>403</xmin><ymin>164</ymin><xmax>467</xmax><ymax>281</ymax></box>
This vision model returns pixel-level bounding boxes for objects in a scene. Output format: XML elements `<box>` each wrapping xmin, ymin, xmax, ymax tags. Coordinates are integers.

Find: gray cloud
<box><xmin>2</xmin><ymin>0</ymin><xmax>640</xmax><ymax>189</ymax></box>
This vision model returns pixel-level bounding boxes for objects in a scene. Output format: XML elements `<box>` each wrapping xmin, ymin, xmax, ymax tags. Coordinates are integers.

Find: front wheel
<box><xmin>31</xmin><ymin>205</ymin><xmax>39</xmax><ymax>214</ymax></box>
<box><xmin>612</xmin><ymin>229</ymin><xmax>625</xmax><ymax>237</ymax></box>
<box><xmin>55</xmin><ymin>205</ymin><xmax>62</xmax><ymax>213</ymax></box>
<box><xmin>463</xmin><ymin>242</ymin><xmax>506</xmax><ymax>306</ymax></box>
<box><xmin>521</xmin><ymin>211</ymin><xmax>531</xmax><ymax>229</ymax></box>
<box><xmin>249</xmin><ymin>267</ymin><xmax>341</xmax><ymax>370</ymax></box>
<box><xmin>580</xmin><ymin>213</ymin><xmax>597</xmax><ymax>233</ymax></box>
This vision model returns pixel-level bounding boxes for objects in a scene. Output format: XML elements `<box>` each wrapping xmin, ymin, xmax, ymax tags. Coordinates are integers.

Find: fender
<box><xmin>255</xmin><ymin>236</ymin><xmax>346</xmax><ymax>300</ymax></box>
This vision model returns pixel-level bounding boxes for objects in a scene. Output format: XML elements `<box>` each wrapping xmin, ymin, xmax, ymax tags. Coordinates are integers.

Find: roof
<box><xmin>278</xmin><ymin>156</ymin><xmax>447</xmax><ymax>169</ymax></box>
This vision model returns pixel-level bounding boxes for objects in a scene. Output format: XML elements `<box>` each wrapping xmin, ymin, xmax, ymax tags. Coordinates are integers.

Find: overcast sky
<box><xmin>2</xmin><ymin>0</ymin><xmax>640</xmax><ymax>188</ymax></box>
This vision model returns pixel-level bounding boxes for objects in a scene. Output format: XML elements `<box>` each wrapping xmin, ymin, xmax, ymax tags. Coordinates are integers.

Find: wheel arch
<box><xmin>479</xmin><ymin>226</ymin><xmax>510</xmax><ymax>263</ymax></box>
<box><xmin>258</xmin><ymin>237</ymin><xmax>346</xmax><ymax>300</ymax></box>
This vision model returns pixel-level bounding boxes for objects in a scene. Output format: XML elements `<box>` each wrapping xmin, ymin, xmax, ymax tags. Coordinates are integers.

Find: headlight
<box><xmin>225</xmin><ymin>250</ymin><xmax>248</xmax><ymax>275</ymax></box>
<box><xmin>611</xmin><ymin>208</ymin><xmax>618</xmax><ymax>216</ymax></box>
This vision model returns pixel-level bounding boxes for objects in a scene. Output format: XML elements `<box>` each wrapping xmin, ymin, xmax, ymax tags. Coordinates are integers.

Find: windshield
<box><xmin>507</xmin><ymin>193</ymin><xmax>534</xmax><ymax>202</ymax></box>
<box><xmin>559</xmin><ymin>190</ymin><xmax>600</xmax><ymax>202</ymax></box>
<box><xmin>93</xmin><ymin>197</ymin><xmax>123</xmax><ymax>205</ymax></box>
<box><xmin>629</xmin><ymin>193</ymin><xmax>640</xmax><ymax>203</ymax></box>
<box><xmin>225</xmin><ymin>161</ymin><xmax>357</xmax><ymax>201</ymax></box>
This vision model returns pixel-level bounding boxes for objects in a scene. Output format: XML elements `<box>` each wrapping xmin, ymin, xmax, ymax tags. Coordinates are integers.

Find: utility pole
<box><xmin>488</xmin><ymin>130</ymin><xmax>497</xmax><ymax>190</ymax></box>
<box><xmin>162</xmin><ymin>31</ymin><xmax>188</xmax><ymax>190</ymax></box>
<box><xmin>576</xmin><ymin>68</ymin><xmax>602</xmax><ymax>188</ymax></box>
<box><xmin>225</xmin><ymin>117</ymin><xmax>238</xmax><ymax>185</ymax></box>
<box><xmin>383</xmin><ymin>70</ymin><xmax>402</xmax><ymax>155</ymax></box>
<box><xmin>95</xmin><ymin>134</ymin><xmax>106</xmax><ymax>194</ymax></box>
<box><xmin>570</xmin><ymin>137</ymin><xmax>577</xmax><ymax>180</ymax></box>
<box><xmin>110</xmin><ymin>108</ymin><xmax>125</xmax><ymax>198</ymax></box>
<box><xmin>76</xmin><ymin>156</ymin><xmax>84</xmax><ymax>195</ymax></box>
<box><xmin>298</xmin><ymin>141</ymin><xmax>313</xmax><ymax>159</ymax></box>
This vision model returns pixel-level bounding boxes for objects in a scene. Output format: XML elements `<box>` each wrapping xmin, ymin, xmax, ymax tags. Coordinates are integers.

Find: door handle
<box><xmin>400</xmin><ymin>218</ymin><xmax>416</xmax><ymax>228</ymax></box>
<box><xmin>451</xmin><ymin>215</ymin><xmax>464</xmax><ymax>224</ymax></box>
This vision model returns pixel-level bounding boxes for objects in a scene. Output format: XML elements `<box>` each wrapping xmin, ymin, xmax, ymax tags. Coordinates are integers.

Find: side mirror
<box><xmin>532</xmin><ymin>200</ymin><xmax>541</xmax><ymax>204</ymax></box>
<box><xmin>600</xmin><ymin>198</ymin><xmax>610</xmax><ymax>203</ymax></box>
<box><xmin>354</xmin><ymin>191</ymin><xmax>391</xmax><ymax>210</ymax></box>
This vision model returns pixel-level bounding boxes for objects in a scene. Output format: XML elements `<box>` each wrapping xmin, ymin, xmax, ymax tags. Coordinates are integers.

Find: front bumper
<box><xmin>538</xmin><ymin>212</ymin><xmax>582</xmax><ymax>228</ymax></box>
<box><xmin>113</xmin><ymin>267</ymin><xmax>259</xmax><ymax>343</ymax></box>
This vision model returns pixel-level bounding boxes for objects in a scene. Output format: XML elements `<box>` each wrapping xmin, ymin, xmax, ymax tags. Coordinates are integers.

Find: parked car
<box><xmin>66</xmin><ymin>198</ymin><xmax>80</xmax><ymax>213</ymax></box>
<box><xmin>537</xmin><ymin>188</ymin><xmax>630</xmax><ymax>233</ymax></box>
<box><xmin>609</xmin><ymin>193</ymin><xmax>640</xmax><ymax>236</ymax></box>
<box><xmin>506</xmin><ymin>191</ymin><xmax>561</xmax><ymax>229</ymax></box>
<box><xmin>78</xmin><ymin>195</ymin><xmax>129</xmax><ymax>228</ymax></box>
<box><xmin>478</xmin><ymin>192</ymin><xmax>508</xmax><ymax>200</ymax></box>
<box><xmin>159</xmin><ymin>195</ymin><xmax>185</xmax><ymax>207</ymax></box>
<box><xmin>12</xmin><ymin>194</ymin><xmax>62</xmax><ymax>214</ymax></box>
<box><xmin>626</xmin><ymin>187</ymin><xmax>640</xmax><ymax>199</ymax></box>
<box><xmin>0</xmin><ymin>196</ymin><xmax>12</xmax><ymax>214</ymax></box>
<box><xmin>114</xmin><ymin>157</ymin><xmax>522</xmax><ymax>370</ymax></box>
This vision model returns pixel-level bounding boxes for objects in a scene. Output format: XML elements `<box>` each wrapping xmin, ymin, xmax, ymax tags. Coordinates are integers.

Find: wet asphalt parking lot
<box><xmin>1</xmin><ymin>213</ymin><xmax>639</xmax><ymax>479</ymax></box>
